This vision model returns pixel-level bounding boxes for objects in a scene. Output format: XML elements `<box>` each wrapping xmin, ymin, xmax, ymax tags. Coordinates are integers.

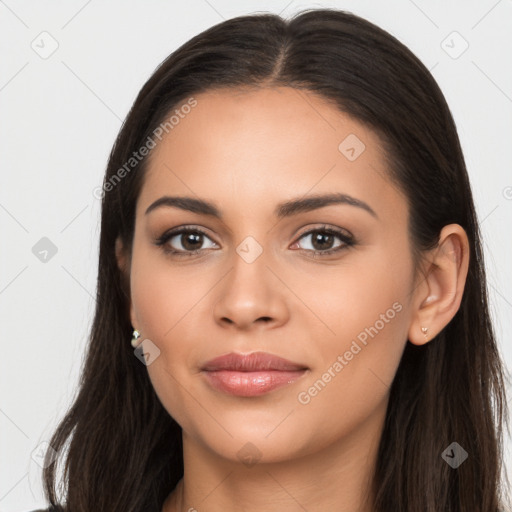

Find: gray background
<box><xmin>1</xmin><ymin>1</ymin><xmax>511</xmax><ymax>510</ymax></box>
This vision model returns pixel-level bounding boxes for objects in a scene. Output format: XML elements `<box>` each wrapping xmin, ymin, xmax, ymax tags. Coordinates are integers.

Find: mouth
<box><xmin>201</xmin><ymin>351</ymin><xmax>309</xmax><ymax>397</ymax></box>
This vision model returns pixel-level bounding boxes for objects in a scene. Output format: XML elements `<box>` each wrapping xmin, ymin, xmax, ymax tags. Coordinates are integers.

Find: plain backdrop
<box><xmin>1</xmin><ymin>1</ymin><xmax>511</xmax><ymax>510</ymax></box>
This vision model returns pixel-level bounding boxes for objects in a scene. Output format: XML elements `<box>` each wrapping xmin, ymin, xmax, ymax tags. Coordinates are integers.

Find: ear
<box><xmin>115</xmin><ymin>236</ymin><xmax>138</xmax><ymax>329</ymax></box>
<box><xmin>408</xmin><ymin>224</ymin><xmax>470</xmax><ymax>346</ymax></box>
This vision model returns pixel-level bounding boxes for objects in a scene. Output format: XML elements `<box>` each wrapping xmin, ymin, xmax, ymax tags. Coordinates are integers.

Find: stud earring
<box><xmin>421</xmin><ymin>326</ymin><xmax>428</xmax><ymax>340</ymax></box>
<box><xmin>131</xmin><ymin>329</ymin><xmax>142</xmax><ymax>348</ymax></box>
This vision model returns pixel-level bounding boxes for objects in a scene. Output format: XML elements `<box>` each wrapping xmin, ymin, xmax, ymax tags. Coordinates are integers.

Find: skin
<box><xmin>116</xmin><ymin>86</ymin><xmax>469</xmax><ymax>512</ymax></box>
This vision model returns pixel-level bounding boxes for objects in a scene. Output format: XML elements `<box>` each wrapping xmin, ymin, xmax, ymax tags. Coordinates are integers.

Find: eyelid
<box><xmin>294</xmin><ymin>224</ymin><xmax>353</xmax><ymax>240</ymax></box>
<box><xmin>157</xmin><ymin>224</ymin><xmax>214</xmax><ymax>240</ymax></box>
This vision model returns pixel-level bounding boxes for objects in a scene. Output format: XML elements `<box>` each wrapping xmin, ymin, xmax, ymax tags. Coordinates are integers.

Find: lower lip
<box><xmin>202</xmin><ymin>369</ymin><xmax>307</xmax><ymax>397</ymax></box>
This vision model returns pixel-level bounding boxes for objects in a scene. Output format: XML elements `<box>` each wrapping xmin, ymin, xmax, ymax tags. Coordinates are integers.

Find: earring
<box><xmin>421</xmin><ymin>326</ymin><xmax>428</xmax><ymax>340</ymax></box>
<box><xmin>131</xmin><ymin>329</ymin><xmax>142</xmax><ymax>348</ymax></box>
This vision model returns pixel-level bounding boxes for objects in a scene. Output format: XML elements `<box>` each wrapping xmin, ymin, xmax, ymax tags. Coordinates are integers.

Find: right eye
<box><xmin>155</xmin><ymin>226</ymin><xmax>218</xmax><ymax>257</ymax></box>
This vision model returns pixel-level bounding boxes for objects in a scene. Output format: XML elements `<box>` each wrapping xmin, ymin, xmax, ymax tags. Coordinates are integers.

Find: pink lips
<box><xmin>201</xmin><ymin>352</ymin><xmax>308</xmax><ymax>397</ymax></box>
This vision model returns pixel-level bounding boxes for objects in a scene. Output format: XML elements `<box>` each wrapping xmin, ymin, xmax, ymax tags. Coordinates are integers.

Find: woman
<box><xmin>33</xmin><ymin>7</ymin><xmax>510</xmax><ymax>512</ymax></box>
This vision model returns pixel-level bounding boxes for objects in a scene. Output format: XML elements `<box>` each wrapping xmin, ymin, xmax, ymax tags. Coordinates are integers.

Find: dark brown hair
<box><xmin>41</xmin><ymin>8</ymin><xmax>510</xmax><ymax>511</ymax></box>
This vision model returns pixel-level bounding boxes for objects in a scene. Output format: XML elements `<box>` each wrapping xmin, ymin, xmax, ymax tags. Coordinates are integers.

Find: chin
<box><xmin>192</xmin><ymin>416</ymin><xmax>322</xmax><ymax>465</ymax></box>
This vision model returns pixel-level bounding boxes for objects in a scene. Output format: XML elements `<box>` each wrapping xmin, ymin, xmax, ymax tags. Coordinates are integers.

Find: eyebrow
<box><xmin>144</xmin><ymin>193</ymin><xmax>378</xmax><ymax>219</ymax></box>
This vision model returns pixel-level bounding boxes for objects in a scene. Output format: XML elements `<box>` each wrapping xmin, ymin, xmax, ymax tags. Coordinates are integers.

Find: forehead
<box><xmin>137</xmin><ymin>87</ymin><xmax>405</xmax><ymax>222</ymax></box>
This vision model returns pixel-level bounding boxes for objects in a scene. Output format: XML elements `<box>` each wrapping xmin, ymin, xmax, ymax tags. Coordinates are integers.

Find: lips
<box><xmin>202</xmin><ymin>351</ymin><xmax>307</xmax><ymax>372</ymax></box>
<box><xmin>201</xmin><ymin>352</ymin><xmax>308</xmax><ymax>397</ymax></box>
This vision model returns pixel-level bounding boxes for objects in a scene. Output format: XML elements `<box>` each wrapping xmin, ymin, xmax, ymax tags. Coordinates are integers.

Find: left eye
<box><xmin>293</xmin><ymin>228</ymin><xmax>354</xmax><ymax>254</ymax></box>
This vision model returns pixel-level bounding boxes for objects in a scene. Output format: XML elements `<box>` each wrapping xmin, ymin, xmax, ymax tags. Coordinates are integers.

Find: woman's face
<box><xmin>123</xmin><ymin>86</ymin><xmax>419</xmax><ymax>464</ymax></box>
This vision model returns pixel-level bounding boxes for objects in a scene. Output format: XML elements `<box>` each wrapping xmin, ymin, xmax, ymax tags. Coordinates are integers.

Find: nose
<box><xmin>212</xmin><ymin>249</ymin><xmax>290</xmax><ymax>331</ymax></box>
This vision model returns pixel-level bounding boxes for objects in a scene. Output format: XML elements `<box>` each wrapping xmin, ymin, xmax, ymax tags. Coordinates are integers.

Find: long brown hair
<box><xmin>42</xmin><ymin>8</ymin><xmax>510</xmax><ymax>511</ymax></box>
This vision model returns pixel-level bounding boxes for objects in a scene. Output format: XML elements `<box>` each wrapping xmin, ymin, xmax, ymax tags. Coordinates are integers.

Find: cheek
<box><xmin>290</xmin><ymin>288</ymin><xmax>409</xmax><ymax>451</ymax></box>
<box><xmin>293</xmin><ymin>253</ymin><xmax>412</xmax><ymax>428</ymax></box>
<box><xmin>130</xmin><ymin>240</ymin><xmax>210</xmax><ymax>340</ymax></box>
<box><xmin>316</xmin><ymin>285</ymin><xmax>407</xmax><ymax>380</ymax></box>
<box><xmin>129</xmin><ymin>248</ymin><xmax>216</xmax><ymax>428</ymax></box>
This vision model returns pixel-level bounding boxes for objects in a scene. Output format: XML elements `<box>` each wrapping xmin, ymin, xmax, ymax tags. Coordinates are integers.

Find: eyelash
<box><xmin>154</xmin><ymin>224</ymin><xmax>356</xmax><ymax>259</ymax></box>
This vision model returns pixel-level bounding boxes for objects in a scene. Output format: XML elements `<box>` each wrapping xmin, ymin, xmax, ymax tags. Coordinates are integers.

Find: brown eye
<box><xmin>155</xmin><ymin>227</ymin><xmax>217</xmax><ymax>256</ymax></box>
<box><xmin>306</xmin><ymin>231</ymin><xmax>337</xmax><ymax>251</ymax></box>
<box><xmin>293</xmin><ymin>226</ymin><xmax>355</xmax><ymax>256</ymax></box>
<box><xmin>177</xmin><ymin>231</ymin><xmax>204</xmax><ymax>251</ymax></box>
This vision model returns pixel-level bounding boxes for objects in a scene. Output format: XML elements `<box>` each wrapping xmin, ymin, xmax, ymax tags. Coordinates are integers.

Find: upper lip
<box><xmin>201</xmin><ymin>351</ymin><xmax>308</xmax><ymax>372</ymax></box>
